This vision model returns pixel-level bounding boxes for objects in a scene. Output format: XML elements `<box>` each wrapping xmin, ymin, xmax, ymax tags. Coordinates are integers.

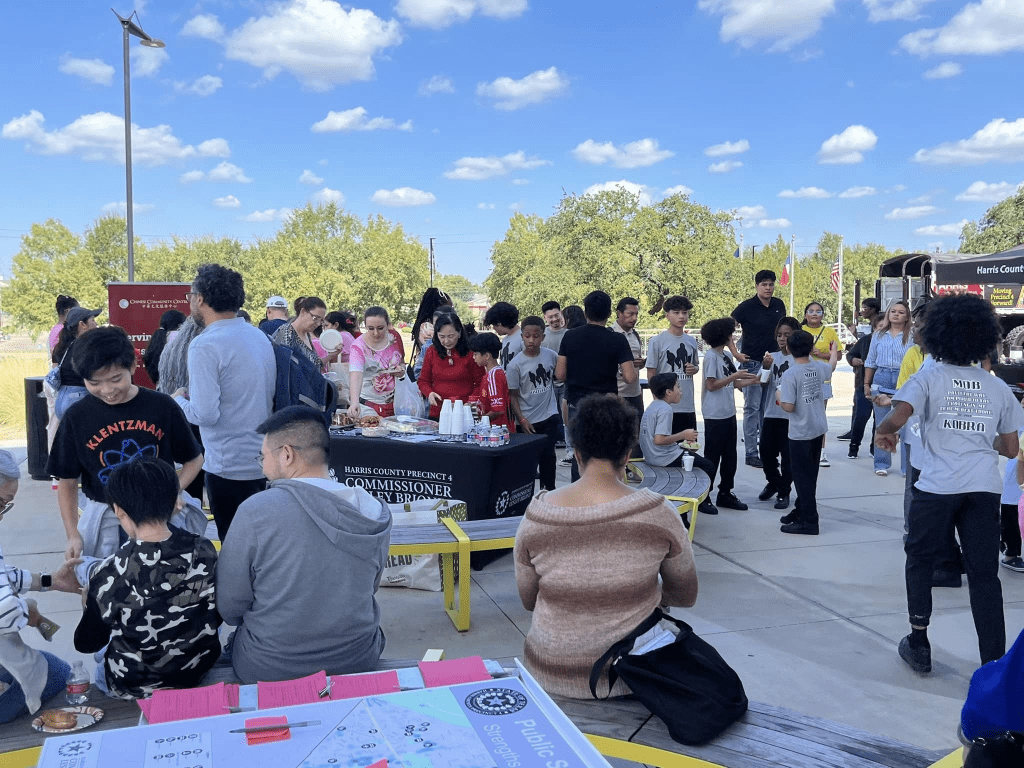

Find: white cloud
<box><xmin>477</xmin><ymin>202</ymin><xmax>495</xmax><ymax>209</ymax></box>
<box><xmin>101</xmin><ymin>201</ymin><xmax>155</xmax><ymax>216</ymax></box>
<box><xmin>900</xmin><ymin>0</ymin><xmax>1024</xmax><ymax>57</ymax></box>
<box><xmin>839</xmin><ymin>186</ymin><xmax>877</xmax><ymax>198</ymax></box>
<box><xmin>779</xmin><ymin>186</ymin><xmax>833</xmax><ymax>199</ymax></box>
<box><xmin>758</xmin><ymin>218</ymin><xmax>792</xmax><ymax>228</ymax></box>
<box><xmin>182</xmin><ymin>13</ymin><xmax>225</xmax><ymax>41</ymax></box>
<box><xmin>299</xmin><ymin>169</ymin><xmax>324</xmax><ymax>185</ymax></box>
<box><xmin>664</xmin><ymin>184</ymin><xmax>694</xmax><ymax>196</ymax></box>
<box><xmin>213</xmin><ymin>195</ymin><xmax>241</xmax><ymax>209</ymax></box>
<box><xmin>371</xmin><ymin>187</ymin><xmax>436</xmax><ymax>206</ymax></box>
<box><xmin>180</xmin><ymin>162</ymin><xmax>252</xmax><ymax>183</ymax></box>
<box><xmin>476</xmin><ymin>67</ymin><xmax>568</xmax><ymax>110</ymax></box>
<box><xmin>955</xmin><ymin>180</ymin><xmax>1022</xmax><ymax>202</ymax></box>
<box><xmin>913</xmin><ymin>118</ymin><xmax>1024</xmax><ymax>165</ymax></box>
<box><xmin>583</xmin><ymin>180</ymin><xmax>654</xmax><ymax>207</ymax></box>
<box><xmin>708</xmin><ymin>160</ymin><xmax>742</xmax><ymax>173</ymax></box>
<box><xmin>131</xmin><ymin>46</ymin><xmax>168</xmax><ymax>78</ymax></box>
<box><xmin>173</xmin><ymin>75</ymin><xmax>223</xmax><ymax>97</ymax></box>
<box><xmin>889</xmin><ymin>184</ymin><xmax>907</xmax><ymax>192</ymax></box>
<box><xmin>223</xmin><ymin>0</ymin><xmax>402</xmax><ymax>91</ymax></box>
<box><xmin>734</xmin><ymin>205</ymin><xmax>767</xmax><ymax>225</ymax></box>
<box><xmin>312</xmin><ymin>187</ymin><xmax>345</xmax><ymax>204</ymax></box>
<box><xmin>242</xmin><ymin>208</ymin><xmax>293</xmax><ymax>223</ymax></box>
<box><xmin>1</xmin><ymin>110</ymin><xmax>229</xmax><ymax>166</ymax></box>
<box><xmin>418</xmin><ymin>75</ymin><xmax>455</xmax><ymax>95</ymax></box>
<box><xmin>58</xmin><ymin>56</ymin><xmax>114</xmax><ymax>86</ymax></box>
<box><xmin>923</xmin><ymin>62</ymin><xmax>962</xmax><ymax>79</ymax></box>
<box><xmin>396</xmin><ymin>0</ymin><xmax>527</xmax><ymax>28</ymax></box>
<box><xmin>571</xmin><ymin>138</ymin><xmax>673</xmax><ymax>168</ymax></box>
<box><xmin>885</xmin><ymin>205</ymin><xmax>939</xmax><ymax>220</ymax></box>
<box><xmin>908</xmin><ymin>193</ymin><xmax>933</xmax><ymax>204</ymax></box>
<box><xmin>818</xmin><ymin>125</ymin><xmax>877</xmax><ymax>164</ymax></box>
<box><xmin>443</xmin><ymin>151</ymin><xmax>550</xmax><ymax>180</ymax></box>
<box><xmin>863</xmin><ymin>0</ymin><xmax>935</xmax><ymax>22</ymax></box>
<box><xmin>311</xmin><ymin>107</ymin><xmax>412</xmax><ymax>133</ymax></box>
<box><xmin>698</xmin><ymin>0</ymin><xmax>836</xmax><ymax>52</ymax></box>
<box><xmin>914</xmin><ymin>219</ymin><xmax>970</xmax><ymax>236</ymax></box>
<box><xmin>511</xmin><ymin>178</ymin><xmax>529</xmax><ymax>185</ymax></box>
<box><xmin>704</xmin><ymin>139</ymin><xmax>750</xmax><ymax>157</ymax></box>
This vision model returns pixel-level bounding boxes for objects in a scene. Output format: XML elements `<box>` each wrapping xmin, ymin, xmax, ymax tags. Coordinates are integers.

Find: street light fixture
<box><xmin>113</xmin><ymin>9</ymin><xmax>164</xmax><ymax>282</ymax></box>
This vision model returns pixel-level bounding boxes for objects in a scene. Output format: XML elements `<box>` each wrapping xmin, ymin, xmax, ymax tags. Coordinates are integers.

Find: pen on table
<box><xmin>229</xmin><ymin>720</ymin><xmax>321</xmax><ymax>734</ymax></box>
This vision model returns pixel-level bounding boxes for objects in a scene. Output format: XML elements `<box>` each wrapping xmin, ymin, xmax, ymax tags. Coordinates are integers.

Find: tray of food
<box><xmin>382</xmin><ymin>415</ymin><xmax>439</xmax><ymax>435</ymax></box>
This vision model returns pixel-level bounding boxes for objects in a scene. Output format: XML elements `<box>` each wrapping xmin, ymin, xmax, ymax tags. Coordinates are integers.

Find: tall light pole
<box><xmin>113</xmin><ymin>10</ymin><xmax>164</xmax><ymax>282</ymax></box>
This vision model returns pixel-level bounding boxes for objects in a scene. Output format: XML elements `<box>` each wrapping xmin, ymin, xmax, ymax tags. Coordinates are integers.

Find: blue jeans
<box><xmin>0</xmin><ymin>651</ymin><xmax>69</xmax><ymax>723</ymax></box>
<box><xmin>871</xmin><ymin>368</ymin><xmax>902</xmax><ymax>472</ymax></box>
<box><xmin>55</xmin><ymin>385</ymin><xmax>88</xmax><ymax>420</ymax></box>
<box><xmin>740</xmin><ymin>360</ymin><xmax>770</xmax><ymax>458</ymax></box>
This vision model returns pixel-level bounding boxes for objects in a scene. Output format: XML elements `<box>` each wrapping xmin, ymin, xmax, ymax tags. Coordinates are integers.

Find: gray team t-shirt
<box><xmin>639</xmin><ymin>399</ymin><xmax>683</xmax><ymax>467</ymax></box>
<box><xmin>500</xmin><ymin>328</ymin><xmax>523</xmax><ymax>369</ymax></box>
<box><xmin>541</xmin><ymin>327</ymin><xmax>567</xmax><ymax>355</ymax></box>
<box><xmin>646</xmin><ymin>330</ymin><xmax>700</xmax><ymax>414</ymax></box>
<box><xmin>779</xmin><ymin>360</ymin><xmax>832</xmax><ymax>440</ymax></box>
<box><xmin>895</xmin><ymin>363</ymin><xmax>1023</xmax><ymax>495</ymax></box>
<box><xmin>505</xmin><ymin>347</ymin><xmax>558</xmax><ymax>425</ymax></box>
<box><xmin>701</xmin><ymin>349</ymin><xmax>738</xmax><ymax>421</ymax></box>
<box><xmin>764</xmin><ymin>352</ymin><xmax>794</xmax><ymax>420</ymax></box>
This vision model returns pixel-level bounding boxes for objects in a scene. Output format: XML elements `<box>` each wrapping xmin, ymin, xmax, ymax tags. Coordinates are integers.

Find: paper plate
<box><xmin>319</xmin><ymin>329</ymin><xmax>343</xmax><ymax>351</ymax></box>
<box><xmin>32</xmin><ymin>706</ymin><xmax>105</xmax><ymax>733</ymax></box>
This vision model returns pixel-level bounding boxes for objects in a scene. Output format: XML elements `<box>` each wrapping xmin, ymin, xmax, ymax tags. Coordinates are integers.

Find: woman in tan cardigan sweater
<box><xmin>514</xmin><ymin>394</ymin><xmax>698</xmax><ymax>699</ymax></box>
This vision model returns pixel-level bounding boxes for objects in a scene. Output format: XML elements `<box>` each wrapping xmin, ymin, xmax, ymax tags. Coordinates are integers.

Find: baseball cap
<box><xmin>64</xmin><ymin>307</ymin><xmax>103</xmax><ymax>328</ymax></box>
<box><xmin>266</xmin><ymin>296</ymin><xmax>288</xmax><ymax>308</ymax></box>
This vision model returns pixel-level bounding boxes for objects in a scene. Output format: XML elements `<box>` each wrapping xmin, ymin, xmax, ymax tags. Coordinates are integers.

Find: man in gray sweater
<box><xmin>216</xmin><ymin>406</ymin><xmax>392</xmax><ymax>683</ymax></box>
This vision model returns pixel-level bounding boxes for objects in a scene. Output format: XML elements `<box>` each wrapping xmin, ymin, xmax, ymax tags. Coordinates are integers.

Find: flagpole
<box><xmin>789</xmin><ymin>235</ymin><xmax>795</xmax><ymax>314</ymax></box>
<box><xmin>838</xmin><ymin>236</ymin><xmax>844</xmax><ymax>336</ymax></box>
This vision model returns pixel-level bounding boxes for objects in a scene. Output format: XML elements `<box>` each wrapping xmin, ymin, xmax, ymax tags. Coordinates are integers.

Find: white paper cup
<box><xmin>682</xmin><ymin>454</ymin><xmax>695</xmax><ymax>471</ymax></box>
<box><xmin>759</xmin><ymin>366</ymin><xmax>772</xmax><ymax>383</ymax></box>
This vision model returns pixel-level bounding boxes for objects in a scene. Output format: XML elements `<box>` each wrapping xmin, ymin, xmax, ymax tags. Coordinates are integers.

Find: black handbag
<box><xmin>589</xmin><ymin>608</ymin><xmax>748</xmax><ymax>745</ymax></box>
<box><xmin>964</xmin><ymin>732</ymin><xmax>1024</xmax><ymax>768</ymax></box>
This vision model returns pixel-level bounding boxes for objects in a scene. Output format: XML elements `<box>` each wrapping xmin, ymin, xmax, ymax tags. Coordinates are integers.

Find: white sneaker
<box><xmin>819</xmin><ymin>454</ymin><xmax>830</xmax><ymax>468</ymax></box>
<box><xmin>875</xmin><ymin>469</ymin><xmax>888</xmax><ymax>476</ymax></box>
<box><xmin>559</xmin><ymin>454</ymin><xmax>573</xmax><ymax>467</ymax></box>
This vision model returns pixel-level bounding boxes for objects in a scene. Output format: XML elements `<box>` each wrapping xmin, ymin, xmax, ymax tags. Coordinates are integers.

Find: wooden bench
<box><xmin>626</xmin><ymin>460</ymin><xmax>711</xmax><ymax>541</ymax></box>
<box><xmin>552</xmin><ymin>694</ymin><xmax>955</xmax><ymax>768</ymax></box>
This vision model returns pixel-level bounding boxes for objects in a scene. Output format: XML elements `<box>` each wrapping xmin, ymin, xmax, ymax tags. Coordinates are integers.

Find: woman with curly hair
<box><xmin>864</xmin><ymin>300</ymin><xmax>913</xmax><ymax>476</ymax></box>
<box><xmin>514</xmin><ymin>394</ymin><xmax>698</xmax><ymax>698</ymax></box>
<box><xmin>877</xmin><ymin>293</ymin><xmax>1022</xmax><ymax>674</ymax></box>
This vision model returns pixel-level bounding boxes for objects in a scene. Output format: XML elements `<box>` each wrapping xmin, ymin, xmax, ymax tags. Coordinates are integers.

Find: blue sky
<box><xmin>2</xmin><ymin>0</ymin><xmax>1024</xmax><ymax>285</ymax></box>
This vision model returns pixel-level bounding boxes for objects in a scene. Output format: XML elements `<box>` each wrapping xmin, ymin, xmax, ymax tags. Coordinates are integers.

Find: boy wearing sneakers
<box><xmin>777</xmin><ymin>330</ymin><xmax>838</xmax><ymax>535</ymax></box>
<box><xmin>700</xmin><ymin>319</ymin><xmax>759</xmax><ymax>511</ymax></box>
<box><xmin>47</xmin><ymin>327</ymin><xmax>203</xmax><ymax>560</ymax></box>
<box><xmin>646</xmin><ymin>296</ymin><xmax>700</xmax><ymax>434</ymax></box>
<box><xmin>507</xmin><ymin>317</ymin><xmax>558</xmax><ymax>490</ymax></box>
<box><xmin>758</xmin><ymin>317</ymin><xmax>800</xmax><ymax>510</ymax></box>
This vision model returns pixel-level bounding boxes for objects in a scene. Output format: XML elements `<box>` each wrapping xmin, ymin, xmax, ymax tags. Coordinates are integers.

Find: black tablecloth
<box><xmin>329</xmin><ymin>433</ymin><xmax>546</xmax><ymax>521</ymax></box>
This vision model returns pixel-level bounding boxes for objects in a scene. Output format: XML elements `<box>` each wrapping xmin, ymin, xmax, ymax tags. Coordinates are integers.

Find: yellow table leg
<box><xmin>440</xmin><ymin>518</ymin><xmax>471</xmax><ymax>632</ymax></box>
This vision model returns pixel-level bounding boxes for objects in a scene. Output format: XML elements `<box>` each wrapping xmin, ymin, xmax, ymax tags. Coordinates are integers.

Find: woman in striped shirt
<box><xmin>864</xmin><ymin>300</ymin><xmax>913</xmax><ymax>476</ymax></box>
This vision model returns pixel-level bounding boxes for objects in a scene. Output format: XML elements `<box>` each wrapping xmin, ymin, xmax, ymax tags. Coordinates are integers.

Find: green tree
<box><xmin>960</xmin><ymin>187</ymin><xmax>1024</xmax><ymax>254</ymax></box>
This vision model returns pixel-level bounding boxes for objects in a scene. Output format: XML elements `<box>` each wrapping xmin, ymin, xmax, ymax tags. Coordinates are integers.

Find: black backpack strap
<box><xmin>589</xmin><ymin>608</ymin><xmax>667</xmax><ymax>699</ymax></box>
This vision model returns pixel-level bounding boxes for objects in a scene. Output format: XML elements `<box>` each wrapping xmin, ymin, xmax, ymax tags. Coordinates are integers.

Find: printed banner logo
<box><xmin>465</xmin><ymin>688</ymin><xmax>528</xmax><ymax>716</ymax></box>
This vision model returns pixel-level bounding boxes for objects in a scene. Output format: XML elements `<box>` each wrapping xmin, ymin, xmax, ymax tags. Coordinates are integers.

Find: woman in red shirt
<box><xmin>417</xmin><ymin>314</ymin><xmax>483</xmax><ymax>419</ymax></box>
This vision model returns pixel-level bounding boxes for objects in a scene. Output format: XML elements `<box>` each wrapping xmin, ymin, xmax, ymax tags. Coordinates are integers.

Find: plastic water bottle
<box><xmin>66</xmin><ymin>661</ymin><xmax>90</xmax><ymax>705</ymax></box>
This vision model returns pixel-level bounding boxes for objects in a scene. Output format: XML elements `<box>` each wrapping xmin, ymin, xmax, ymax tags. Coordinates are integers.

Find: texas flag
<box><xmin>780</xmin><ymin>254</ymin><xmax>792</xmax><ymax>286</ymax></box>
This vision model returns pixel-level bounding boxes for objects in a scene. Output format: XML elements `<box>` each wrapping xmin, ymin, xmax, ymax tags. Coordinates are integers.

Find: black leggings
<box><xmin>206</xmin><ymin>474</ymin><xmax>268</xmax><ymax>541</ymax></box>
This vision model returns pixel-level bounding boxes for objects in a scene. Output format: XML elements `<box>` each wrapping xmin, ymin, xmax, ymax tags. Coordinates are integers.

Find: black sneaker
<box><xmin>848</xmin><ymin>446</ymin><xmax>858</xmax><ymax>459</ymax></box>
<box><xmin>837</xmin><ymin>431</ymin><xmax>853</xmax><ymax>441</ymax></box>
<box><xmin>697</xmin><ymin>499</ymin><xmax>718</xmax><ymax>516</ymax></box>
<box><xmin>780</xmin><ymin>520</ymin><xmax>819</xmax><ymax>535</ymax></box>
<box><xmin>758</xmin><ymin>483</ymin><xmax>776</xmax><ymax>501</ymax></box>
<box><xmin>716</xmin><ymin>492</ymin><xmax>748</xmax><ymax>510</ymax></box>
<box><xmin>1001</xmin><ymin>556</ymin><xmax>1024</xmax><ymax>572</ymax></box>
<box><xmin>774</xmin><ymin>494</ymin><xmax>790</xmax><ymax>509</ymax></box>
<box><xmin>745</xmin><ymin>456</ymin><xmax>763</xmax><ymax>468</ymax></box>
<box><xmin>898</xmin><ymin>635</ymin><xmax>931</xmax><ymax>674</ymax></box>
<box><xmin>779</xmin><ymin>511</ymin><xmax>798</xmax><ymax>525</ymax></box>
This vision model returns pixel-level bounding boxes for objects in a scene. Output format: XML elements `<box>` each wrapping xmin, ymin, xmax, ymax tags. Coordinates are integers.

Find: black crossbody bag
<box><xmin>589</xmin><ymin>608</ymin><xmax>748</xmax><ymax>745</ymax></box>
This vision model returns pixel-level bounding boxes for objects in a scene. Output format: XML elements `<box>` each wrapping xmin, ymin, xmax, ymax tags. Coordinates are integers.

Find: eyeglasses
<box><xmin>309</xmin><ymin>313</ymin><xmax>326</xmax><ymax>326</ymax></box>
<box><xmin>806</xmin><ymin>309</ymin><xmax>823</xmax><ymax>315</ymax></box>
<box><xmin>0</xmin><ymin>502</ymin><xmax>13</xmax><ymax>519</ymax></box>
<box><xmin>185</xmin><ymin>291</ymin><xmax>197</xmax><ymax>301</ymax></box>
<box><xmin>256</xmin><ymin>445</ymin><xmax>308</xmax><ymax>462</ymax></box>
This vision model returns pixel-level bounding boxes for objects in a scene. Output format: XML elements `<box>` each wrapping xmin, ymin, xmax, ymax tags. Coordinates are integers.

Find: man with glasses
<box><xmin>173</xmin><ymin>264</ymin><xmax>275</xmax><ymax>540</ymax></box>
<box><xmin>215</xmin><ymin>407</ymin><xmax>392</xmax><ymax>683</ymax></box>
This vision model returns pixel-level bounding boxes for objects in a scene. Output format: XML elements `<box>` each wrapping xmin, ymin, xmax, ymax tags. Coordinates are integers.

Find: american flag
<box><xmin>830</xmin><ymin>257</ymin><xmax>840</xmax><ymax>292</ymax></box>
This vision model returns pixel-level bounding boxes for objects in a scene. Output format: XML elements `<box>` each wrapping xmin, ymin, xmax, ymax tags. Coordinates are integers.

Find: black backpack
<box><xmin>271</xmin><ymin>343</ymin><xmax>338</xmax><ymax>425</ymax></box>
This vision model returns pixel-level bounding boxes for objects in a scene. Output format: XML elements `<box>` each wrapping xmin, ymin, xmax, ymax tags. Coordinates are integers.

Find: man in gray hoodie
<box><xmin>216</xmin><ymin>406</ymin><xmax>392</xmax><ymax>683</ymax></box>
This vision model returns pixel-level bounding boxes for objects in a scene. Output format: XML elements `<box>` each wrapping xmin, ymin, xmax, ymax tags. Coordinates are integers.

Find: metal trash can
<box><xmin>24</xmin><ymin>377</ymin><xmax>49</xmax><ymax>480</ymax></box>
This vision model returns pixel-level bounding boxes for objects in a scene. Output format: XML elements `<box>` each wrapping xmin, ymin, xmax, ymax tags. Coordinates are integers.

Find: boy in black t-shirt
<box><xmin>46</xmin><ymin>327</ymin><xmax>203</xmax><ymax>560</ymax></box>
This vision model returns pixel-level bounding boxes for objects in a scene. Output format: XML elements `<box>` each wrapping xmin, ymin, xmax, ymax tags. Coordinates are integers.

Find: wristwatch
<box><xmin>39</xmin><ymin>574</ymin><xmax>52</xmax><ymax>592</ymax></box>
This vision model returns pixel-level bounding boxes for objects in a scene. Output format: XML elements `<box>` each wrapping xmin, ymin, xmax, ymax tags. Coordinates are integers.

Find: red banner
<box><xmin>107</xmin><ymin>283</ymin><xmax>192</xmax><ymax>389</ymax></box>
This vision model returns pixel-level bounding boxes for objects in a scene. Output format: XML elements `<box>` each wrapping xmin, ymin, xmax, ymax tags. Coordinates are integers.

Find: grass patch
<box><xmin>0</xmin><ymin>353</ymin><xmax>50</xmax><ymax>442</ymax></box>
